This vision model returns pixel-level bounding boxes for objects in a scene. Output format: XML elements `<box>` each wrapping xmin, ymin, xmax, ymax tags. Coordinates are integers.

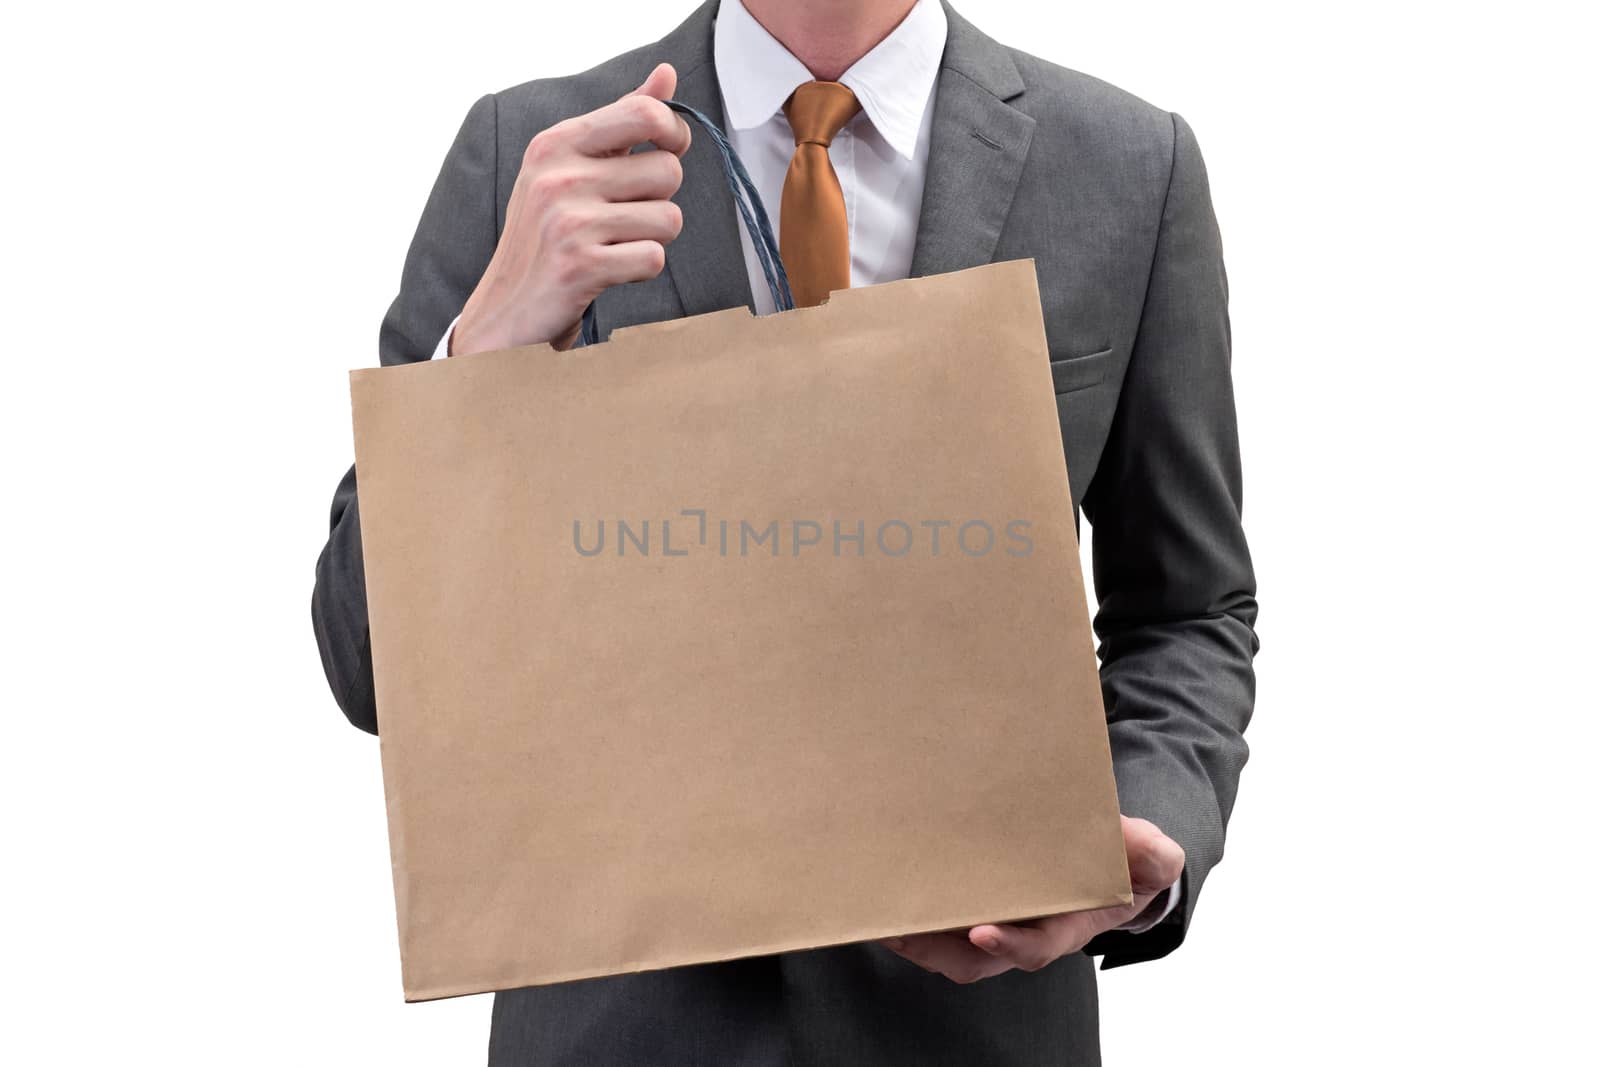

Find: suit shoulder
<box><xmin>489</xmin><ymin>37</ymin><xmax>690</xmax><ymax>139</ymax></box>
<box><xmin>1006</xmin><ymin>49</ymin><xmax>1176</xmax><ymax>159</ymax></box>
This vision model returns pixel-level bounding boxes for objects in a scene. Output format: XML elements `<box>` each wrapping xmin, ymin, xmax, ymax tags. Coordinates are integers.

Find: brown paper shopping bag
<box><xmin>350</xmin><ymin>257</ymin><xmax>1131</xmax><ymax>1001</ymax></box>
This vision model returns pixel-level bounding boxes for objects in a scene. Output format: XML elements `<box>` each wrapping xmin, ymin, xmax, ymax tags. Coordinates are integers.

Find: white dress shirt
<box><xmin>432</xmin><ymin>0</ymin><xmax>1179</xmax><ymax>936</ymax></box>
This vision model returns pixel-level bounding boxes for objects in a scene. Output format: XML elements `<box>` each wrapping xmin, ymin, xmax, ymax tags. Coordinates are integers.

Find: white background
<box><xmin>3</xmin><ymin>1</ymin><xmax>1595</xmax><ymax>1063</ymax></box>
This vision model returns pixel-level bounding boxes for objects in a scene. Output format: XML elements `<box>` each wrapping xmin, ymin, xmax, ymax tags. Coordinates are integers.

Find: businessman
<box><xmin>313</xmin><ymin>1</ymin><xmax>1258</xmax><ymax>1062</ymax></box>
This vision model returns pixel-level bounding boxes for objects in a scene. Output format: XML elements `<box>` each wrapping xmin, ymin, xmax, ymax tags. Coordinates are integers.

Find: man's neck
<box><xmin>739</xmin><ymin>0</ymin><xmax>920</xmax><ymax>82</ymax></box>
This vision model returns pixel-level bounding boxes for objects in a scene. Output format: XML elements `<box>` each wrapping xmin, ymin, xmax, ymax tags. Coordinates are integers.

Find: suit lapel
<box><xmin>910</xmin><ymin>5</ymin><xmax>1036</xmax><ymax>279</ymax></box>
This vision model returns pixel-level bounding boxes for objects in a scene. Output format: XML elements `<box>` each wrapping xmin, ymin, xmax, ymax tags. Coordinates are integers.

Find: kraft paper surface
<box><xmin>350</xmin><ymin>260</ymin><xmax>1131</xmax><ymax>1001</ymax></box>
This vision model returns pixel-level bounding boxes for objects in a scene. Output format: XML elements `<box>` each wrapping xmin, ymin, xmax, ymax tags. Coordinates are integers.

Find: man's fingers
<box><xmin>588</xmin><ymin>239</ymin><xmax>668</xmax><ymax>287</ymax></box>
<box><xmin>557</xmin><ymin>63</ymin><xmax>689</xmax><ymax>158</ymax></box>
<box><xmin>628</xmin><ymin>62</ymin><xmax>690</xmax><ymax>156</ymax></box>
<box><xmin>881</xmin><ymin>932</ymin><xmax>1014</xmax><ymax>985</ymax></box>
<box><xmin>943</xmin><ymin>817</ymin><xmax>1184</xmax><ymax>981</ymax></box>
<box><xmin>584</xmin><ymin>201</ymin><xmax>684</xmax><ymax>247</ymax></box>
<box><xmin>968</xmin><ymin>922</ymin><xmax>1072</xmax><ymax>972</ymax></box>
<box><xmin>1122</xmin><ymin>816</ymin><xmax>1186</xmax><ymax>895</ymax></box>
<box><xmin>568</xmin><ymin>94</ymin><xmax>692</xmax><ymax>157</ymax></box>
<box><xmin>969</xmin><ymin>903</ymin><xmax>1135</xmax><ymax>971</ymax></box>
<box><xmin>627</xmin><ymin>61</ymin><xmax>677</xmax><ymax>103</ymax></box>
<box><xmin>592</xmin><ymin>149</ymin><xmax>684</xmax><ymax>203</ymax></box>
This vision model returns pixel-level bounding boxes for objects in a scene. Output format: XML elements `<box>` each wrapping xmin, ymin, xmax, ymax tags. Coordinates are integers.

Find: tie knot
<box><xmin>783</xmin><ymin>81</ymin><xmax>861</xmax><ymax>148</ymax></box>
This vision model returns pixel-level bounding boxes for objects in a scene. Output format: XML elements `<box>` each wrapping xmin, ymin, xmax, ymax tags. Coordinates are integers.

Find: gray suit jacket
<box><xmin>312</xmin><ymin>3</ymin><xmax>1258</xmax><ymax>1063</ymax></box>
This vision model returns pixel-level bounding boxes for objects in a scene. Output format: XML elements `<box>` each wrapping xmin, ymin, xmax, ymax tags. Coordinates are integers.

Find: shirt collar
<box><xmin>713</xmin><ymin>0</ymin><xmax>948</xmax><ymax>161</ymax></box>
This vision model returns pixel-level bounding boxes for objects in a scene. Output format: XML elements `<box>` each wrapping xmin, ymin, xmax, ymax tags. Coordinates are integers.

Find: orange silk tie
<box><xmin>780</xmin><ymin>82</ymin><xmax>862</xmax><ymax>308</ymax></box>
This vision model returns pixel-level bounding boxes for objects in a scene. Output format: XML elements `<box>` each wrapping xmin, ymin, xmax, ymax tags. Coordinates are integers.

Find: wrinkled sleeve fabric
<box><xmin>1081</xmin><ymin>112</ymin><xmax>1259</xmax><ymax>967</ymax></box>
<box><xmin>311</xmin><ymin>93</ymin><xmax>501</xmax><ymax>734</ymax></box>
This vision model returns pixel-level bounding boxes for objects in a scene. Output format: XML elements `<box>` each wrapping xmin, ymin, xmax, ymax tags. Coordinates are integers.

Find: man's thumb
<box><xmin>629</xmin><ymin>62</ymin><xmax>677</xmax><ymax>103</ymax></box>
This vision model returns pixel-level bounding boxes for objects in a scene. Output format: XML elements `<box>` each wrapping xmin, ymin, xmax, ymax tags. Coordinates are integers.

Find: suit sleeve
<box><xmin>311</xmin><ymin>92</ymin><xmax>501</xmax><ymax>734</ymax></box>
<box><xmin>1080</xmin><ymin>112</ymin><xmax>1259</xmax><ymax>967</ymax></box>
